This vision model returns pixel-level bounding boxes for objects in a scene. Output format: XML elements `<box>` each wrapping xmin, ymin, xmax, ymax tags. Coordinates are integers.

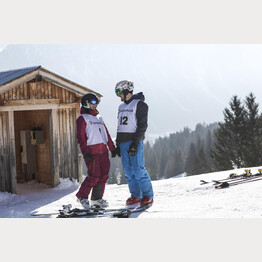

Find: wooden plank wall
<box><xmin>0</xmin><ymin>79</ymin><xmax>78</xmax><ymax>105</ymax></box>
<box><xmin>76</xmin><ymin>106</ymin><xmax>83</xmax><ymax>183</ymax></box>
<box><xmin>56</xmin><ymin>108</ymin><xmax>79</xmax><ymax>180</ymax></box>
<box><xmin>0</xmin><ymin>111</ymin><xmax>14</xmax><ymax>193</ymax></box>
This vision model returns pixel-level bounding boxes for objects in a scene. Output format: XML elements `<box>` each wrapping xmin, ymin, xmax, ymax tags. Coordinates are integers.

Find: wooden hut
<box><xmin>0</xmin><ymin>65</ymin><xmax>102</xmax><ymax>193</ymax></box>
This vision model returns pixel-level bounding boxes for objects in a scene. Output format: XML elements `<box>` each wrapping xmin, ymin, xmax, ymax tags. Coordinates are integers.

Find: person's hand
<box><xmin>111</xmin><ymin>146</ymin><xmax>121</xmax><ymax>158</ymax></box>
<box><xmin>111</xmin><ymin>150</ymin><xmax>117</xmax><ymax>158</ymax></box>
<box><xmin>128</xmin><ymin>142</ymin><xmax>138</xmax><ymax>156</ymax></box>
<box><xmin>115</xmin><ymin>145</ymin><xmax>121</xmax><ymax>157</ymax></box>
<box><xmin>84</xmin><ymin>153</ymin><xmax>92</xmax><ymax>161</ymax></box>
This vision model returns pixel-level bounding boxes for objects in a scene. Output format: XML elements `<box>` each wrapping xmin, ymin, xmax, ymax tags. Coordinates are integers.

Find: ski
<box><xmin>212</xmin><ymin>173</ymin><xmax>262</xmax><ymax>185</ymax></box>
<box><xmin>200</xmin><ymin>169</ymin><xmax>262</xmax><ymax>185</ymax></box>
<box><xmin>200</xmin><ymin>180</ymin><xmax>209</xmax><ymax>184</ymax></box>
<box><xmin>57</xmin><ymin>203</ymin><xmax>152</xmax><ymax>218</ymax></box>
<box><xmin>31</xmin><ymin>204</ymin><xmax>123</xmax><ymax>217</ymax></box>
<box><xmin>31</xmin><ymin>203</ymin><xmax>152</xmax><ymax>218</ymax></box>
<box><xmin>215</xmin><ymin>176</ymin><xmax>262</xmax><ymax>188</ymax></box>
<box><xmin>200</xmin><ymin>175</ymin><xmax>240</xmax><ymax>185</ymax></box>
<box><xmin>113</xmin><ymin>203</ymin><xmax>152</xmax><ymax>218</ymax></box>
<box><xmin>57</xmin><ymin>209</ymin><xmax>105</xmax><ymax>218</ymax></box>
<box><xmin>200</xmin><ymin>173</ymin><xmax>240</xmax><ymax>185</ymax></box>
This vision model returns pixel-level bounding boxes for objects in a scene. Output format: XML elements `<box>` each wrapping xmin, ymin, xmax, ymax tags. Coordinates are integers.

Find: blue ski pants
<box><xmin>119</xmin><ymin>141</ymin><xmax>154</xmax><ymax>199</ymax></box>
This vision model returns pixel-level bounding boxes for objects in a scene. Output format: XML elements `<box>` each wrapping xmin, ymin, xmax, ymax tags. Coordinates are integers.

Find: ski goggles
<box><xmin>90</xmin><ymin>97</ymin><xmax>99</xmax><ymax>105</ymax></box>
<box><xmin>115</xmin><ymin>88</ymin><xmax>123</xmax><ymax>97</ymax></box>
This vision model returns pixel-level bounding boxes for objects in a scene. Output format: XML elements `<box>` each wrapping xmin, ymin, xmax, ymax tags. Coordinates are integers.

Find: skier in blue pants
<box><xmin>115</xmin><ymin>80</ymin><xmax>154</xmax><ymax>206</ymax></box>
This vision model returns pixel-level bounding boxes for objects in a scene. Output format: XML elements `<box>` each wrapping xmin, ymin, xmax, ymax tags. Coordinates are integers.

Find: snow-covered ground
<box><xmin>1</xmin><ymin>167</ymin><xmax>262</xmax><ymax>262</ymax></box>
<box><xmin>1</xmin><ymin>166</ymin><xmax>262</xmax><ymax>218</ymax></box>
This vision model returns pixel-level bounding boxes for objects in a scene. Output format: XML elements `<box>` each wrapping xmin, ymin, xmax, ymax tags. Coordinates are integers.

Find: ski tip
<box><xmin>144</xmin><ymin>203</ymin><xmax>153</xmax><ymax>208</ymax></box>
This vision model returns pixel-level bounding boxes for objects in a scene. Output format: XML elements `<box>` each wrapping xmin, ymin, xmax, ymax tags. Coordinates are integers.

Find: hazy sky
<box><xmin>1</xmin><ymin>44</ymin><xmax>262</xmax><ymax>138</ymax></box>
<box><xmin>0</xmin><ymin>45</ymin><xmax>6</xmax><ymax>51</ymax></box>
<box><xmin>89</xmin><ymin>44</ymin><xmax>262</xmax><ymax>136</ymax></box>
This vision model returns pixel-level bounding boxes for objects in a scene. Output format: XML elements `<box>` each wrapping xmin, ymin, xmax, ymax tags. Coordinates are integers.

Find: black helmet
<box><xmin>81</xmin><ymin>93</ymin><xmax>100</xmax><ymax>109</ymax></box>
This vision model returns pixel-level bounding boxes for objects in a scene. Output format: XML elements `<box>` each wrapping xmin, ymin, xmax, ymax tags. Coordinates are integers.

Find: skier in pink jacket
<box><xmin>75</xmin><ymin>93</ymin><xmax>117</xmax><ymax>208</ymax></box>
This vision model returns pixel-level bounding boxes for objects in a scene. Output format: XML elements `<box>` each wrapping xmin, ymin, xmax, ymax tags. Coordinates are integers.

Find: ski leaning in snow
<box><xmin>200</xmin><ymin>169</ymin><xmax>262</xmax><ymax>185</ymax></box>
<box><xmin>31</xmin><ymin>203</ymin><xmax>152</xmax><ymax>218</ymax></box>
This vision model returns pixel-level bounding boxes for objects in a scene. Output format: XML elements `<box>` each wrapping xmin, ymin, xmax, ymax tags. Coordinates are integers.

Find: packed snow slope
<box><xmin>1</xmin><ymin>166</ymin><xmax>262</xmax><ymax>218</ymax></box>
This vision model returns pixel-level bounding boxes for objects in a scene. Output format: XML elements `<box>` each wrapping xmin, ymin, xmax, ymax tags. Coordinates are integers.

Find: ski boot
<box><xmin>90</xmin><ymin>199</ymin><xmax>109</xmax><ymax>208</ymax></box>
<box><xmin>77</xmin><ymin>198</ymin><xmax>90</xmax><ymax>209</ymax></box>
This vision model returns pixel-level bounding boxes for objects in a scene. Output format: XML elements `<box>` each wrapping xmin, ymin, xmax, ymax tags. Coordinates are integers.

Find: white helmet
<box><xmin>115</xmin><ymin>80</ymin><xmax>134</xmax><ymax>96</ymax></box>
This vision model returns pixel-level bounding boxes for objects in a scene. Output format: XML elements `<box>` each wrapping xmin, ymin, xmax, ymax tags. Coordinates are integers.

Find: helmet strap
<box><xmin>83</xmin><ymin>103</ymin><xmax>90</xmax><ymax>109</ymax></box>
<box><xmin>123</xmin><ymin>90</ymin><xmax>133</xmax><ymax>101</ymax></box>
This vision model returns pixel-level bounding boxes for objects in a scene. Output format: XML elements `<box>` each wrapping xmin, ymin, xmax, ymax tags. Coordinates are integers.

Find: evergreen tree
<box><xmin>205</xmin><ymin>130</ymin><xmax>216</xmax><ymax>171</ymax></box>
<box><xmin>184</xmin><ymin>142</ymin><xmax>197</xmax><ymax>175</ymax></box>
<box><xmin>173</xmin><ymin>149</ymin><xmax>184</xmax><ymax>176</ymax></box>
<box><xmin>144</xmin><ymin>141</ymin><xmax>159</xmax><ymax>180</ymax></box>
<box><xmin>195</xmin><ymin>142</ymin><xmax>211</xmax><ymax>174</ymax></box>
<box><xmin>243</xmin><ymin>93</ymin><xmax>262</xmax><ymax>166</ymax></box>
<box><xmin>158</xmin><ymin>140</ymin><xmax>169</xmax><ymax>178</ymax></box>
<box><xmin>163</xmin><ymin>153</ymin><xmax>176</xmax><ymax>179</ymax></box>
<box><xmin>164</xmin><ymin>149</ymin><xmax>184</xmax><ymax>178</ymax></box>
<box><xmin>211</xmin><ymin>95</ymin><xmax>248</xmax><ymax>170</ymax></box>
<box><xmin>258</xmin><ymin>114</ymin><xmax>262</xmax><ymax>164</ymax></box>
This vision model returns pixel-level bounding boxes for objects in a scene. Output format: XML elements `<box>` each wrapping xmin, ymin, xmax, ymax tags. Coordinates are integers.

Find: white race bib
<box><xmin>117</xmin><ymin>100</ymin><xmax>140</xmax><ymax>133</ymax></box>
<box><xmin>80</xmin><ymin>114</ymin><xmax>108</xmax><ymax>146</ymax></box>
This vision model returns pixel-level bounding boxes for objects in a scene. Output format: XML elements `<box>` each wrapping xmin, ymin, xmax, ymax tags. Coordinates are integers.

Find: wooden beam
<box><xmin>3</xmin><ymin>99</ymin><xmax>60</xmax><ymax>106</ymax></box>
<box><xmin>49</xmin><ymin>109</ymin><xmax>60</xmax><ymax>187</ymax></box>
<box><xmin>7</xmin><ymin>111</ymin><xmax>17</xmax><ymax>193</ymax></box>
<box><xmin>1</xmin><ymin>112</ymin><xmax>8</xmax><ymax>191</ymax></box>
<box><xmin>0</xmin><ymin>102</ymin><xmax>80</xmax><ymax>112</ymax></box>
<box><xmin>65</xmin><ymin>109</ymin><xmax>70</xmax><ymax>179</ymax></box>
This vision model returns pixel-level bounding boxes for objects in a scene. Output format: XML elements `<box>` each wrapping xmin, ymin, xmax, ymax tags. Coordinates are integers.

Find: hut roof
<box><xmin>0</xmin><ymin>66</ymin><xmax>41</xmax><ymax>86</ymax></box>
<box><xmin>0</xmin><ymin>65</ymin><xmax>102</xmax><ymax>97</ymax></box>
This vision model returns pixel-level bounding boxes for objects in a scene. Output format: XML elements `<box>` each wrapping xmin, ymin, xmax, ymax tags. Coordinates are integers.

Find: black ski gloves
<box><xmin>115</xmin><ymin>145</ymin><xmax>121</xmax><ymax>157</ymax></box>
<box><xmin>111</xmin><ymin>150</ymin><xmax>117</xmax><ymax>158</ymax></box>
<box><xmin>84</xmin><ymin>153</ymin><xmax>92</xmax><ymax>162</ymax></box>
<box><xmin>128</xmin><ymin>142</ymin><xmax>138</xmax><ymax>156</ymax></box>
<box><xmin>111</xmin><ymin>145</ymin><xmax>121</xmax><ymax>158</ymax></box>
